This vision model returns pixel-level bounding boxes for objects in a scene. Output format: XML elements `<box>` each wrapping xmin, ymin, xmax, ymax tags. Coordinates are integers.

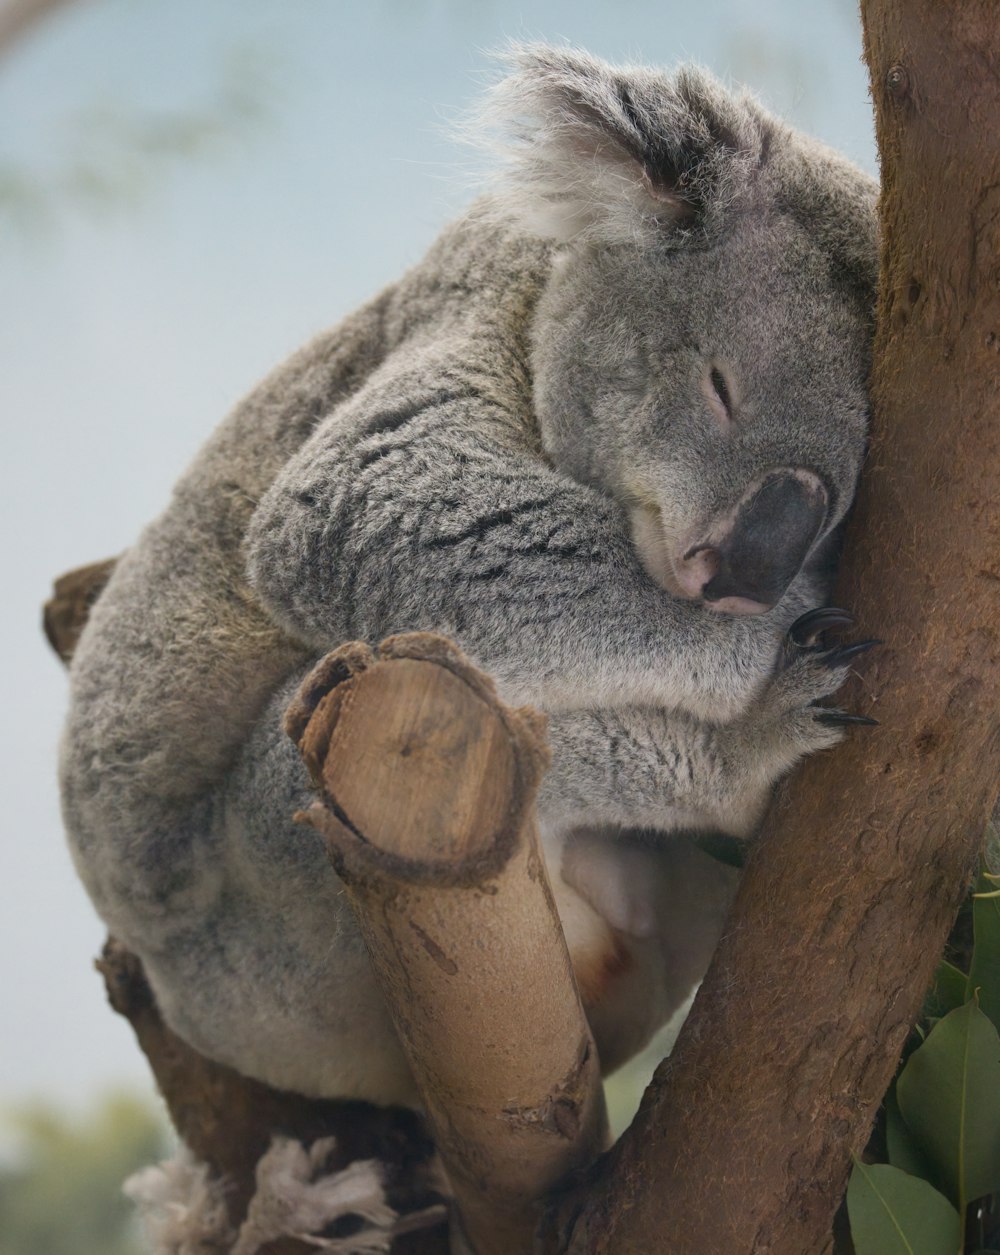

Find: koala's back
<box><xmin>61</xmin><ymin>215</ymin><xmax>550</xmax><ymax>943</ymax></box>
<box><xmin>61</xmin><ymin>311</ymin><xmax>369</xmax><ymax>898</ymax></box>
<box><xmin>59</xmin><ymin>214</ymin><xmax>557</xmax><ymax>1100</ymax></box>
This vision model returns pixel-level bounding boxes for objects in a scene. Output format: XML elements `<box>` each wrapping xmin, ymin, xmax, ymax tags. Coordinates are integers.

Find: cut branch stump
<box><xmin>287</xmin><ymin>633</ymin><xmax>609</xmax><ymax>1255</ymax></box>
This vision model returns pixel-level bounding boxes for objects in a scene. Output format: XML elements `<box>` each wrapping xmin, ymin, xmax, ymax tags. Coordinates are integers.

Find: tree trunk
<box><xmin>544</xmin><ymin>3</ymin><xmax>1000</xmax><ymax>1251</ymax></box>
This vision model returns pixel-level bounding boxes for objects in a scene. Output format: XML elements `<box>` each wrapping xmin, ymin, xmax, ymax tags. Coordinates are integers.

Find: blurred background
<box><xmin>0</xmin><ymin>1</ymin><xmax>875</xmax><ymax>1249</ymax></box>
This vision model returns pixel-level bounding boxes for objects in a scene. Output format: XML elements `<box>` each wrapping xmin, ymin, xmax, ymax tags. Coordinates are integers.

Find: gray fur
<box><xmin>60</xmin><ymin>46</ymin><xmax>877</xmax><ymax>1102</ymax></box>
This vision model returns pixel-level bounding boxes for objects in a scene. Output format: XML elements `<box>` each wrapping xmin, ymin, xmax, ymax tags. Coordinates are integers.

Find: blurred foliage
<box><xmin>0</xmin><ymin>1090</ymin><xmax>170</xmax><ymax>1255</ymax></box>
<box><xmin>0</xmin><ymin>42</ymin><xmax>274</xmax><ymax>235</ymax></box>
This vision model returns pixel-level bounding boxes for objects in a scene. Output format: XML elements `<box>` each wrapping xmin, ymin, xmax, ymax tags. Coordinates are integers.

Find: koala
<box><xmin>60</xmin><ymin>46</ymin><xmax>878</xmax><ymax>1106</ymax></box>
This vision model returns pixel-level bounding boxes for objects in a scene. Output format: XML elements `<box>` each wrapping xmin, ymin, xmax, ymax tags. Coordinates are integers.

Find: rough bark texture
<box><xmin>288</xmin><ymin>634</ymin><xmax>609</xmax><ymax>1255</ymax></box>
<box><xmin>545</xmin><ymin>4</ymin><xmax>1000</xmax><ymax>1252</ymax></box>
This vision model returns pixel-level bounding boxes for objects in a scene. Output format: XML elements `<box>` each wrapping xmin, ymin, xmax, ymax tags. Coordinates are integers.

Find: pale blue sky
<box><xmin>0</xmin><ymin>0</ymin><xmax>876</xmax><ymax>1109</ymax></box>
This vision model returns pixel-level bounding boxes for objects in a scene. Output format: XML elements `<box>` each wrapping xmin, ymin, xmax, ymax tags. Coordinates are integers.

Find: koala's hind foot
<box><xmin>732</xmin><ymin>608</ymin><xmax>880</xmax><ymax>777</ymax></box>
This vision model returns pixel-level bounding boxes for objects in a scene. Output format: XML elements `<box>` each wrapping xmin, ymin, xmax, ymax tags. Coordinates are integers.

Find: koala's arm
<box><xmin>539</xmin><ymin>632</ymin><xmax>854</xmax><ymax>837</ymax></box>
<box><xmin>246</xmin><ymin>253</ymin><xmax>788</xmax><ymax>722</ymax></box>
<box><xmin>540</xmin><ymin>706</ymin><xmax>766</xmax><ymax>837</ymax></box>
<box><xmin>247</xmin><ymin>396</ymin><xmax>775</xmax><ymax>719</ymax></box>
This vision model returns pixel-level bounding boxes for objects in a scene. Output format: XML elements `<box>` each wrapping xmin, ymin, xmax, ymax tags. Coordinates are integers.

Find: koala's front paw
<box><xmin>748</xmin><ymin>607</ymin><xmax>880</xmax><ymax>763</ymax></box>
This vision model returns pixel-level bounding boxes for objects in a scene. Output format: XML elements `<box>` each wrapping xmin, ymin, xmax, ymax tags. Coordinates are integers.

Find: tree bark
<box><xmin>544</xmin><ymin>4</ymin><xmax>1000</xmax><ymax>1252</ymax></box>
<box><xmin>287</xmin><ymin>634</ymin><xmax>609</xmax><ymax>1255</ymax></box>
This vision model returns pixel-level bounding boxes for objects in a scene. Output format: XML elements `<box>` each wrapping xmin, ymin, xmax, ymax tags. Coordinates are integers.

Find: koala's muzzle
<box><xmin>694</xmin><ymin>471</ymin><xmax>828</xmax><ymax>614</ymax></box>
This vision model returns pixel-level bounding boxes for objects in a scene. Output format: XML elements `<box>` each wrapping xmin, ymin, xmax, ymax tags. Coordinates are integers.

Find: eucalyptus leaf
<box><xmin>896</xmin><ymin>1001</ymin><xmax>1000</xmax><ymax>1209</ymax></box>
<box><xmin>969</xmin><ymin>868</ymin><xmax>1000</xmax><ymax>1034</ymax></box>
<box><xmin>847</xmin><ymin>1159</ymin><xmax>960</xmax><ymax>1255</ymax></box>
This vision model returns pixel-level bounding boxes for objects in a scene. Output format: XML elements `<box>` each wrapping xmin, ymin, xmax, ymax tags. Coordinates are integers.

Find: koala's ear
<box><xmin>478</xmin><ymin>44</ymin><xmax>772</xmax><ymax>245</ymax></box>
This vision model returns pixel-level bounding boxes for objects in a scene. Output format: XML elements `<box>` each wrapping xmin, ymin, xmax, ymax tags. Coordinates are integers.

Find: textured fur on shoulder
<box><xmin>469</xmin><ymin>42</ymin><xmax>773</xmax><ymax>246</ymax></box>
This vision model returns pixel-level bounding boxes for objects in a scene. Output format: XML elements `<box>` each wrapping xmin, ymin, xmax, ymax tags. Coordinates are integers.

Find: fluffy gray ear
<box><xmin>478</xmin><ymin>44</ymin><xmax>772</xmax><ymax>246</ymax></box>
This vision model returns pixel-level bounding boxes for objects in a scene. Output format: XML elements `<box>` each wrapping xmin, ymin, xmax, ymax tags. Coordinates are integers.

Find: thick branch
<box><xmin>546</xmin><ymin>4</ymin><xmax>1000</xmax><ymax>1251</ymax></box>
<box><xmin>288</xmin><ymin>634</ymin><xmax>609</xmax><ymax>1255</ymax></box>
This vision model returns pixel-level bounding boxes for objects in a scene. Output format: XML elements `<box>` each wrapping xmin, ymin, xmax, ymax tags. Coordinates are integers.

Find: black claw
<box><xmin>789</xmin><ymin>606</ymin><xmax>855</xmax><ymax>646</ymax></box>
<box><xmin>814</xmin><ymin>710</ymin><xmax>880</xmax><ymax>727</ymax></box>
<box><xmin>820</xmin><ymin>638</ymin><xmax>883</xmax><ymax>667</ymax></box>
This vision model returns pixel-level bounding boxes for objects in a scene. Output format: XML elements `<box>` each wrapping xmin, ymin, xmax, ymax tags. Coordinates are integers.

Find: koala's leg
<box><xmin>85</xmin><ymin>663</ymin><xmax>419</xmax><ymax>1106</ymax></box>
<box><xmin>539</xmin><ymin>705</ymin><xmax>764</xmax><ymax>837</ymax></box>
<box><xmin>245</xmin><ymin>354</ymin><xmax>796</xmax><ymax>724</ymax></box>
<box><xmin>532</xmin><ymin>704</ymin><xmax>754</xmax><ymax>1069</ymax></box>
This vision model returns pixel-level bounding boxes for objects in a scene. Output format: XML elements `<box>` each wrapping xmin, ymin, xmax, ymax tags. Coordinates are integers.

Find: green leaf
<box><xmin>969</xmin><ymin>868</ymin><xmax>1000</xmax><ymax>1034</ymax></box>
<box><xmin>885</xmin><ymin>1085</ymin><xmax>935</xmax><ymax>1183</ymax></box>
<box><xmin>847</xmin><ymin>1159</ymin><xmax>960</xmax><ymax>1255</ymax></box>
<box><xmin>923</xmin><ymin>960</ymin><xmax>970</xmax><ymax>1021</ymax></box>
<box><xmin>896</xmin><ymin>1000</ymin><xmax>1000</xmax><ymax>1209</ymax></box>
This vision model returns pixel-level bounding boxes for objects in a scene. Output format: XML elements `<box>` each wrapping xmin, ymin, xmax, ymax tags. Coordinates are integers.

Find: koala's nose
<box><xmin>695</xmin><ymin>470</ymin><xmax>828</xmax><ymax>614</ymax></box>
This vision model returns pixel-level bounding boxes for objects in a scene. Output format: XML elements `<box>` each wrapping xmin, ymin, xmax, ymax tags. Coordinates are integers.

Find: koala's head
<box><xmin>486</xmin><ymin>46</ymin><xmax>878</xmax><ymax>615</ymax></box>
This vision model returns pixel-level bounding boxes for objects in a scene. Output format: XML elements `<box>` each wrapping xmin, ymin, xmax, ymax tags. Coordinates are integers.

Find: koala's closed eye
<box><xmin>709</xmin><ymin>366</ymin><xmax>734</xmax><ymax>419</ymax></box>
